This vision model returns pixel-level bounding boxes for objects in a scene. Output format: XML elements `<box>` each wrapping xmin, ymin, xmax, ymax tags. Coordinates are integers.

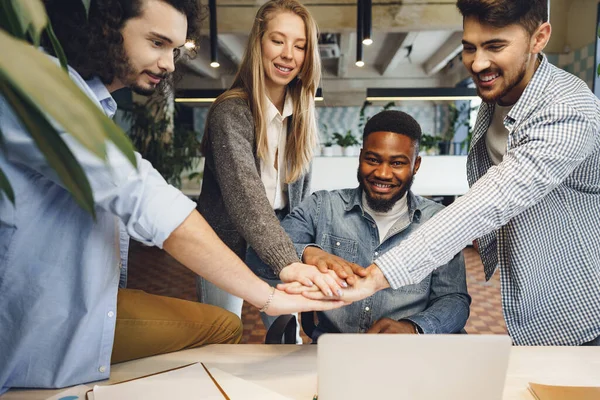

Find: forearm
<box><xmin>163</xmin><ymin>210</ymin><xmax>272</xmax><ymax>309</ymax></box>
<box><xmin>404</xmin><ymin>294</ymin><xmax>470</xmax><ymax>334</ymax></box>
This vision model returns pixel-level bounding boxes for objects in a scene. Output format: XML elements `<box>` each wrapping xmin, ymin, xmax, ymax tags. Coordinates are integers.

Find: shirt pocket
<box><xmin>319</xmin><ymin>234</ymin><xmax>358</xmax><ymax>263</ymax></box>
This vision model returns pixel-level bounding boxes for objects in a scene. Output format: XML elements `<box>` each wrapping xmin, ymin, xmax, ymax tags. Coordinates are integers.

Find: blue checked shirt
<box><xmin>0</xmin><ymin>62</ymin><xmax>195</xmax><ymax>393</ymax></box>
<box><xmin>375</xmin><ymin>54</ymin><xmax>600</xmax><ymax>345</ymax></box>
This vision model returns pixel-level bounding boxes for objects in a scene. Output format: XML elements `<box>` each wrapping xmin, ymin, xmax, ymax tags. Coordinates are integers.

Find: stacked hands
<box><xmin>269</xmin><ymin>247</ymin><xmax>410</xmax><ymax>333</ymax></box>
<box><xmin>278</xmin><ymin>246</ymin><xmax>380</xmax><ymax>302</ymax></box>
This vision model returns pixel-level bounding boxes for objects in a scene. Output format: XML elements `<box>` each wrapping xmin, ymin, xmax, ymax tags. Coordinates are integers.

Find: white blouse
<box><xmin>260</xmin><ymin>94</ymin><xmax>294</xmax><ymax>210</ymax></box>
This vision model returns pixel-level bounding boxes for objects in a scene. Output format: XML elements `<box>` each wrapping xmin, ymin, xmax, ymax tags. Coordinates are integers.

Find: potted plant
<box><xmin>440</xmin><ymin>102</ymin><xmax>473</xmax><ymax>155</ymax></box>
<box><xmin>333</xmin><ymin>130</ymin><xmax>360</xmax><ymax>156</ymax></box>
<box><xmin>123</xmin><ymin>97</ymin><xmax>202</xmax><ymax>188</ymax></box>
<box><xmin>421</xmin><ymin>134</ymin><xmax>441</xmax><ymax>155</ymax></box>
<box><xmin>0</xmin><ymin>0</ymin><xmax>136</xmax><ymax>215</ymax></box>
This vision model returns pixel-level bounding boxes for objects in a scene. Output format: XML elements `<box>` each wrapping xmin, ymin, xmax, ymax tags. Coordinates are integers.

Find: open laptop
<box><xmin>317</xmin><ymin>334</ymin><xmax>512</xmax><ymax>400</ymax></box>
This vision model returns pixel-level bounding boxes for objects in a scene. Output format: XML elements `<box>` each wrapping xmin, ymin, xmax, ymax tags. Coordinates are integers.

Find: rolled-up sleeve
<box><xmin>1</xmin><ymin>96</ymin><xmax>195</xmax><ymax>248</ymax></box>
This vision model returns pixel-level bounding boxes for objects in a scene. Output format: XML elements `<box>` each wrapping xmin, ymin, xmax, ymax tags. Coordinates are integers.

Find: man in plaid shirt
<box><xmin>283</xmin><ymin>0</ymin><xmax>600</xmax><ymax>345</ymax></box>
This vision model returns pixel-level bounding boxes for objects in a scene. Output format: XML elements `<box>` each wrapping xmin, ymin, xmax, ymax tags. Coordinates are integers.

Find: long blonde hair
<box><xmin>204</xmin><ymin>0</ymin><xmax>321</xmax><ymax>183</ymax></box>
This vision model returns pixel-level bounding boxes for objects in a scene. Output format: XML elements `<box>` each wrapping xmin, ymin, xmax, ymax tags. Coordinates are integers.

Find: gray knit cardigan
<box><xmin>198</xmin><ymin>97</ymin><xmax>312</xmax><ymax>274</ymax></box>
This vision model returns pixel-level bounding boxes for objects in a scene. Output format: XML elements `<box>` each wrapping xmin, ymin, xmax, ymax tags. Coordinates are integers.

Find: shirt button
<box><xmin>336</xmin><ymin>242</ymin><xmax>340</xmax><ymax>246</ymax></box>
<box><xmin>372</xmin><ymin>224</ymin><xmax>376</xmax><ymax>228</ymax></box>
<box><xmin>365</xmin><ymin>307</ymin><xmax>370</xmax><ymax>311</ymax></box>
<box><xmin>107</xmin><ymin>311</ymin><xmax>115</xmax><ymax>318</ymax></box>
<box><xmin>99</xmin><ymin>366</ymin><xmax>106</xmax><ymax>373</ymax></box>
<box><xmin>374</xmin><ymin>252</ymin><xmax>379</xmax><ymax>256</ymax></box>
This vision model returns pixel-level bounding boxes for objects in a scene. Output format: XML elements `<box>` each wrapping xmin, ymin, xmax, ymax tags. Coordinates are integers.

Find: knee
<box><xmin>219</xmin><ymin>309</ymin><xmax>243</xmax><ymax>344</ymax></box>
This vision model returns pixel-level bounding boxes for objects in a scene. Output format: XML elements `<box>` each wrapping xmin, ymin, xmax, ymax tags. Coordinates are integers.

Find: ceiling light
<box><xmin>175</xmin><ymin>88</ymin><xmax>324</xmax><ymax>103</ymax></box>
<box><xmin>356</xmin><ymin>0</ymin><xmax>364</xmax><ymax>67</ymax></box>
<box><xmin>209</xmin><ymin>0</ymin><xmax>219</xmax><ymax>68</ymax></box>
<box><xmin>362</xmin><ymin>0</ymin><xmax>372</xmax><ymax>45</ymax></box>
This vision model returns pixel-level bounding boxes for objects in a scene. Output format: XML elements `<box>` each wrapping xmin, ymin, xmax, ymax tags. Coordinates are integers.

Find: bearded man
<box><xmin>279</xmin><ymin>110</ymin><xmax>471</xmax><ymax>341</ymax></box>
<box><xmin>286</xmin><ymin>0</ymin><xmax>600</xmax><ymax>347</ymax></box>
<box><xmin>0</xmin><ymin>0</ymin><xmax>345</xmax><ymax>393</ymax></box>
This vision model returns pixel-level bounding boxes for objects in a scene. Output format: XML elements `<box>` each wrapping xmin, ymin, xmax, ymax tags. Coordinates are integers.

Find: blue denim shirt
<box><xmin>0</xmin><ymin>62</ymin><xmax>195</xmax><ymax>393</ymax></box>
<box><xmin>280</xmin><ymin>188</ymin><xmax>470</xmax><ymax>340</ymax></box>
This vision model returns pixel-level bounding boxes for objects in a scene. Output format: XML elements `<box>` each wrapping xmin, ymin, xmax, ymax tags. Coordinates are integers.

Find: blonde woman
<box><xmin>197</xmin><ymin>0</ymin><xmax>349</xmax><ymax>324</ymax></box>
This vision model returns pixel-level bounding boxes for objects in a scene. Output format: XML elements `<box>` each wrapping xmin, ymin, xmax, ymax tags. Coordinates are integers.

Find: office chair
<box><xmin>265</xmin><ymin>312</ymin><xmax>317</xmax><ymax>344</ymax></box>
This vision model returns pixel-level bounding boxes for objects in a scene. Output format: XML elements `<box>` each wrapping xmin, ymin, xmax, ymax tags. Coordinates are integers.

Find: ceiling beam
<box><xmin>181</xmin><ymin>56</ymin><xmax>221</xmax><ymax>80</ymax></box>
<box><xmin>207</xmin><ymin>3</ymin><xmax>462</xmax><ymax>33</ymax></box>
<box><xmin>423</xmin><ymin>31</ymin><xmax>463</xmax><ymax>76</ymax></box>
<box><xmin>218</xmin><ymin>34</ymin><xmax>245</xmax><ymax>66</ymax></box>
<box><xmin>378</xmin><ymin>32</ymin><xmax>413</xmax><ymax>76</ymax></box>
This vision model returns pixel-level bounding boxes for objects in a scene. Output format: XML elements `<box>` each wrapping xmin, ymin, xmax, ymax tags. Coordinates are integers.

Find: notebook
<box><xmin>317</xmin><ymin>334</ymin><xmax>512</xmax><ymax>400</ymax></box>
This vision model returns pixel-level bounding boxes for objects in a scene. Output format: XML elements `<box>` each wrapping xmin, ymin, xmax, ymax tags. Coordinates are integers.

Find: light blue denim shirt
<box><xmin>0</xmin><ymin>63</ymin><xmax>195</xmax><ymax>393</ymax></box>
<box><xmin>280</xmin><ymin>188</ymin><xmax>470</xmax><ymax>340</ymax></box>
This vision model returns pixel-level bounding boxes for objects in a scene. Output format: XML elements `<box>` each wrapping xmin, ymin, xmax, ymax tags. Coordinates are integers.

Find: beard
<box><xmin>475</xmin><ymin>58</ymin><xmax>528</xmax><ymax>104</ymax></box>
<box><xmin>111</xmin><ymin>42</ymin><xmax>170</xmax><ymax>96</ymax></box>
<box><xmin>357</xmin><ymin>169</ymin><xmax>414</xmax><ymax>213</ymax></box>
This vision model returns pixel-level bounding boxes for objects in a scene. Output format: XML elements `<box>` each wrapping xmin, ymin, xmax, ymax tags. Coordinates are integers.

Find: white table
<box><xmin>3</xmin><ymin>344</ymin><xmax>600</xmax><ymax>400</ymax></box>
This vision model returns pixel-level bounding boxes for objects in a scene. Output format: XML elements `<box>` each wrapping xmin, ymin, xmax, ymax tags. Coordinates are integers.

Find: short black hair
<box><xmin>456</xmin><ymin>0</ymin><xmax>548</xmax><ymax>35</ymax></box>
<box><xmin>363</xmin><ymin>110</ymin><xmax>422</xmax><ymax>150</ymax></box>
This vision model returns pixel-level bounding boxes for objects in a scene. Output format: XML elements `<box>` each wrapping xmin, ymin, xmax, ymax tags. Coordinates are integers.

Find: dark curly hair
<box><xmin>42</xmin><ymin>0</ymin><xmax>203</xmax><ymax>89</ymax></box>
<box><xmin>363</xmin><ymin>110</ymin><xmax>423</xmax><ymax>152</ymax></box>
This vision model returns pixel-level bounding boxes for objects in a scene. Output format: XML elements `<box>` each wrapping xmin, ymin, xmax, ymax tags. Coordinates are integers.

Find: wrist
<box><xmin>301</xmin><ymin>245</ymin><xmax>321</xmax><ymax>262</ymax></box>
<box><xmin>368</xmin><ymin>264</ymin><xmax>390</xmax><ymax>291</ymax></box>
<box><xmin>259</xmin><ymin>286</ymin><xmax>276</xmax><ymax>313</ymax></box>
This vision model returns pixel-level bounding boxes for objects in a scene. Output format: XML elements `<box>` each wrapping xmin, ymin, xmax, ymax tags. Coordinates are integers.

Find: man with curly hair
<box><xmin>0</xmin><ymin>0</ymin><xmax>345</xmax><ymax>393</ymax></box>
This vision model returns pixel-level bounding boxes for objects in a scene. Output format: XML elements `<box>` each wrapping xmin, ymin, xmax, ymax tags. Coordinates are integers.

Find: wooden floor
<box><xmin>127</xmin><ymin>240</ymin><xmax>506</xmax><ymax>344</ymax></box>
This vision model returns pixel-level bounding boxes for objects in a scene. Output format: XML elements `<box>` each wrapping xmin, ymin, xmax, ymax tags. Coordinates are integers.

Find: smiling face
<box><xmin>461</xmin><ymin>16</ymin><xmax>549</xmax><ymax>105</ymax></box>
<box><xmin>261</xmin><ymin>11</ymin><xmax>306</xmax><ymax>99</ymax></box>
<box><xmin>109</xmin><ymin>0</ymin><xmax>187</xmax><ymax>95</ymax></box>
<box><xmin>358</xmin><ymin>131</ymin><xmax>421</xmax><ymax>213</ymax></box>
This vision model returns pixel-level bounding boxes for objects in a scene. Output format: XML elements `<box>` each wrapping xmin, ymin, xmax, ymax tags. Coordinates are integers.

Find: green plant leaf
<box><xmin>0</xmin><ymin>167</ymin><xmax>15</xmax><ymax>204</ymax></box>
<box><xmin>81</xmin><ymin>0</ymin><xmax>91</xmax><ymax>17</ymax></box>
<box><xmin>0</xmin><ymin>2</ymin><xmax>25</xmax><ymax>38</ymax></box>
<box><xmin>45</xmin><ymin>19</ymin><xmax>67</xmax><ymax>71</ymax></box>
<box><xmin>0</xmin><ymin>30</ymin><xmax>137</xmax><ymax>167</ymax></box>
<box><xmin>1</xmin><ymin>79</ymin><xmax>95</xmax><ymax>217</ymax></box>
<box><xmin>10</xmin><ymin>0</ymin><xmax>48</xmax><ymax>46</ymax></box>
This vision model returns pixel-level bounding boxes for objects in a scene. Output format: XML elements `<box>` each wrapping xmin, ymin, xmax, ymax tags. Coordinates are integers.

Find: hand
<box><xmin>262</xmin><ymin>289</ymin><xmax>349</xmax><ymax>316</ymax></box>
<box><xmin>280</xmin><ymin>262</ymin><xmax>347</xmax><ymax>298</ymax></box>
<box><xmin>367</xmin><ymin>318</ymin><xmax>418</xmax><ymax>334</ymax></box>
<box><xmin>278</xmin><ymin>264</ymin><xmax>390</xmax><ymax>303</ymax></box>
<box><xmin>472</xmin><ymin>239</ymin><xmax>479</xmax><ymax>253</ymax></box>
<box><xmin>303</xmin><ymin>246</ymin><xmax>368</xmax><ymax>286</ymax></box>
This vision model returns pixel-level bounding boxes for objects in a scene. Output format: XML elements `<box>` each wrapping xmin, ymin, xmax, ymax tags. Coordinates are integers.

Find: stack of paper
<box><xmin>88</xmin><ymin>363</ymin><xmax>292</xmax><ymax>400</ymax></box>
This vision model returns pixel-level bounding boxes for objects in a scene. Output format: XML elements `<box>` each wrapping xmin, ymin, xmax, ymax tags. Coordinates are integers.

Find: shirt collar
<box><xmin>85</xmin><ymin>77</ymin><xmax>118</xmax><ymax>119</ymax></box>
<box><xmin>505</xmin><ymin>53</ymin><xmax>549</xmax><ymax>125</ymax></box>
<box><xmin>343</xmin><ymin>187</ymin><xmax>422</xmax><ymax>222</ymax></box>
<box><xmin>266</xmin><ymin>92</ymin><xmax>294</xmax><ymax>122</ymax></box>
